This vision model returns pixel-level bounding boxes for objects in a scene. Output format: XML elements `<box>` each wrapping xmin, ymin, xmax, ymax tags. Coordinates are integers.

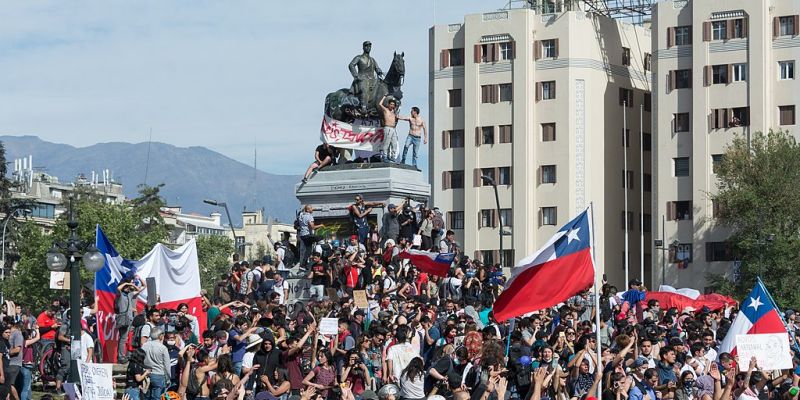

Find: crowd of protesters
<box><xmin>1</xmin><ymin>196</ymin><xmax>799</xmax><ymax>400</ymax></box>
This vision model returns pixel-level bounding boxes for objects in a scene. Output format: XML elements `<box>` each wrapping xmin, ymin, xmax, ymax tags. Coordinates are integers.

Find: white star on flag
<box><xmin>748</xmin><ymin>296</ymin><xmax>763</xmax><ymax>311</ymax></box>
<box><xmin>566</xmin><ymin>227</ymin><xmax>581</xmax><ymax>244</ymax></box>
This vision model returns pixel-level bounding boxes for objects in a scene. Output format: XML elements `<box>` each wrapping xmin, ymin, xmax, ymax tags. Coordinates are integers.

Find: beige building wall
<box><xmin>430</xmin><ymin>7</ymin><xmax>653</xmax><ymax>288</ymax></box>
<box><xmin>652</xmin><ymin>0</ymin><xmax>800</xmax><ymax>289</ymax></box>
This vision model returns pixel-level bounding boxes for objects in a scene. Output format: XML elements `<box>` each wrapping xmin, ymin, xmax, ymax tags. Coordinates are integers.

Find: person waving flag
<box><xmin>493</xmin><ymin>208</ymin><xmax>595</xmax><ymax>322</ymax></box>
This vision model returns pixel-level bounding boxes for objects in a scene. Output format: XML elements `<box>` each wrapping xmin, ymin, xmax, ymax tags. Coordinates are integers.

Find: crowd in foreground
<box><xmin>1</xmin><ymin>199</ymin><xmax>799</xmax><ymax>400</ymax></box>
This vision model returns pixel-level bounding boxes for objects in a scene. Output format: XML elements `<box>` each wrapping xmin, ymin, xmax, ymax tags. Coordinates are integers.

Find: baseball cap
<box><xmin>629</xmin><ymin>278</ymin><xmax>642</xmax><ymax>286</ymax></box>
<box><xmin>631</xmin><ymin>356</ymin><xmax>649</xmax><ymax>368</ymax></box>
<box><xmin>388</xmin><ymin>203</ymin><xmax>397</xmax><ymax>210</ymax></box>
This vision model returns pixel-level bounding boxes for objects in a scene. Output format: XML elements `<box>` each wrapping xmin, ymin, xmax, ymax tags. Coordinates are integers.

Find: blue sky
<box><xmin>0</xmin><ymin>0</ymin><xmax>502</xmax><ymax>175</ymax></box>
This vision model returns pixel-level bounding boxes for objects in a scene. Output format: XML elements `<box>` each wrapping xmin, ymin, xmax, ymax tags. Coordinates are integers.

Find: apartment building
<box><xmin>429</xmin><ymin>5</ymin><xmax>653</xmax><ymax>287</ymax></box>
<box><xmin>652</xmin><ymin>0</ymin><xmax>800</xmax><ymax>289</ymax></box>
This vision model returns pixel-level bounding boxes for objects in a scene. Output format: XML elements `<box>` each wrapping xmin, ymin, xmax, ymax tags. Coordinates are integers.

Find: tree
<box><xmin>3</xmin><ymin>221</ymin><xmax>55</xmax><ymax>310</ymax></box>
<box><xmin>196</xmin><ymin>235</ymin><xmax>234</xmax><ymax>294</ymax></box>
<box><xmin>709</xmin><ymin>130</ymin><xmax>800</xmax><ymax>308</ymax></box>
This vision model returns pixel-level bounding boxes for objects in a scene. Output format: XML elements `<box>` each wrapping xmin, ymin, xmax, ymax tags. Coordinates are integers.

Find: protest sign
<box><xmin>353</xmin><ymin>290</ymin><xmax>369</xmax><ymax>309</ymax></box>
<box><xmin>320</xmin><ymin>317</ymin><xmax>339</xmax><ymax>335</ymax></box>
<box><xmin>736</xmin><ymin>333</ymin><xmax>792</xmax><ymax>370</ymax></box>
<box><xmin>77</xmin><ymin>361</ymin><xmax>115</xmax><ymax>400</ymax></box>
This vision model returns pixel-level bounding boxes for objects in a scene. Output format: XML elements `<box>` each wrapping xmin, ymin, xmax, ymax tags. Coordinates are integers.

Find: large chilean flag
<box><xmin>397</xmin><ymin>249</ymin><xmax>455</xmax><ymax>277</ymax></box>
<box><xmin>95</xmin><ymin>226</ymin><xmax>138</xmax><ymax>363</ymax></box>
<box><xmin>718</xmin><ymin>279</ymin><xmax>788</xmax><ymax>356</ymax></box>
<box><xmin>493</xmin><ymin>208</ymin><xmax>594</xmax><ymax>322</ymax></box>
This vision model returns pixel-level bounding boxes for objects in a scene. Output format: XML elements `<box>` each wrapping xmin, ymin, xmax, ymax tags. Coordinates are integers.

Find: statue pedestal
<box><xmin>294</xmin><ymin>163</ymin><xmax>431</xmax><ymax>237</ymax></box>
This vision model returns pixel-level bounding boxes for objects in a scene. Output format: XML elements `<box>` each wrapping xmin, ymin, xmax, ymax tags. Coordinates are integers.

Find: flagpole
<box><xmin>624</xmin><ymin>102</ymin><xmax>629</xmax><ymax>287</ymax></box>
<box><xmin>640</xmin><ymin>104</ymin><xmax>645</xmax><ymax>284</ymax></box>
<box><xmin>590</xmin><ymin>202</ymin><xmax>602</xmax><ymax>397</ymax></box>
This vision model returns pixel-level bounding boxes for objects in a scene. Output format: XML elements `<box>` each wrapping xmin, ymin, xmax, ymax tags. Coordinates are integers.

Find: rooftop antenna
<box><xmin>252</xmin><ymin>139</ymin><xmax>258</xmax><ymax>210</ymax></box>
<box><xmin>143</xmin><ymin>127</ymin><xmax>153</xmax><ymax>186</ymax></box>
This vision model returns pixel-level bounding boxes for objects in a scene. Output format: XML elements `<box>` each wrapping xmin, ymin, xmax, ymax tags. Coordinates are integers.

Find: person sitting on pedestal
<box><xmin>302</xmin><ymin>142</ymin><xmax>336</xmax><ymax>183</ymax></box>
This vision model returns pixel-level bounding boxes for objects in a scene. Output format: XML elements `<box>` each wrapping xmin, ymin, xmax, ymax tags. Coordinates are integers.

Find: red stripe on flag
<box><xmin>397</xmin><ymin>252</ymin><xmax>450</xmax><ymax>277</ymax></box>
<box><xmin>748</xmin><ymin>310</ymin><xmax>786</xmax><ymax>334</ymax></box>
<box><xmin>493</xmin><ymin>248</ymin><xmax>594</xmax><ymax>321</ymax></box>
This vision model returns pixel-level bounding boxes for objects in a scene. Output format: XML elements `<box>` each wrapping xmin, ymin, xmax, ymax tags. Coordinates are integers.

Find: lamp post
<box><xmin>204</xmin><ymin>199</ymin><xmax>239</xmax><ymax>254</ymax></box>
<box><xmin>480</xmin><ymin>175</ymin><xmax>503</xmax><ymax>268</ymax></box>
<box><xmin>45</xmin><ymin>198</ymin><xmax>105</xmax><ymax>382</ymax></box>
<box><xmin>2</xmin><ymin>208</ymin><xmax>31</xmax><ymax>283</ymax></box>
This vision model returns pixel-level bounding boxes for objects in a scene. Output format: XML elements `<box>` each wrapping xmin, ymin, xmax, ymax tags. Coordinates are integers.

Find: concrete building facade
<box><xmin>429</xmin><ymin>6</ymin><xmax>653</xmax><ymax>287</ymax></box>
<box><xmin>652</xmin><ymin>0</ymin><xmax>800</xmax><ymax>289</ymax></box>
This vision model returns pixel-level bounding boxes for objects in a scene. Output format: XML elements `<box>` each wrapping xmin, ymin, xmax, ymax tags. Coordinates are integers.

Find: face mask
<box><xmin>167</xmin><ymin>340</ymin><xmax>176</xmax><ymax>346</ymax></box>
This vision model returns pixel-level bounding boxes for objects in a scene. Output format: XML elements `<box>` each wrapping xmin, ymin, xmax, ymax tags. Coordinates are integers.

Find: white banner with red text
<box><xmin>320</xmin><ymin>115</ymin><xmax>385</xmax><ymax>151</ymax></box>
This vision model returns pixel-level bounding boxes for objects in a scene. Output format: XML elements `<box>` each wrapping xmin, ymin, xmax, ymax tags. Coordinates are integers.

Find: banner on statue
<box><xmin>320</xmin><ymin>115</ymin><xmax>385</xmax><ymax>151</ymax></box>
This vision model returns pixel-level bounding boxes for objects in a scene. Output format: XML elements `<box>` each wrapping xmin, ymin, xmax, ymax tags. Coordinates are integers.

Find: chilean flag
<box><xmin>718</xmin><ymin>279</ymin><xmax>788</xmax><ymax>356</ymax></box>
<box><xmin>493</xmin><ymin>208</ymin><xmax>594</xmax><ymax>322</ymax></box>
<box><xmin>645</xmin><ymin>285</ymin><xmax>736</xmax><ymax>313</ymax></box>
<box><xmin>398</xmin><ymin>249</ymin><xmax>455</xmax><ymax>277</ymax></box>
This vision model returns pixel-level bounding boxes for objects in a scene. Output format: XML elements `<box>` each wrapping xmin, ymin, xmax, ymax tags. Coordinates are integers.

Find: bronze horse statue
<box><xmin>325</xmin><ymin>52</ymin><xmax>405</xmax><ymax>122</ymax></box>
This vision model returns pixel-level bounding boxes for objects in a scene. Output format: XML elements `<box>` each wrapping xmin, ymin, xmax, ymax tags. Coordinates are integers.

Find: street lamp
<box><xmin>2</xmin><ymin>208</ymin><xmax>32</xmax><ymax>282</ymax></box>
<box><xmin>480</xmin><ymin>175</ymin><xmax>504</xmax><ymax>268</ymax></box>
<box><xmin>45</xmin><ymin>198</ymin><xmax>105</xmax><ymax>382</ymax></box>
<box><xmin>203</xmin><ymin>199</ymin><xmax>239</xmax><ymax>254</ymax></box>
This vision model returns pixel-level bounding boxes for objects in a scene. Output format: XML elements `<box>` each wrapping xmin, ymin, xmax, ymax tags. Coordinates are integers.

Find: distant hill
<box><xmin>0</xmin><ymin>135</ymin><xmax>300</xmax><ymax>224</ymax></box>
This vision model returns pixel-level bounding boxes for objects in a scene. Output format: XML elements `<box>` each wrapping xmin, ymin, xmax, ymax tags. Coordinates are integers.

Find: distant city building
<box><xmin>9</xmin><ymin>155</ymin><xmax>125</xmax><ymax>228</ymax></box>
<box><xmin>651</xmin><ymin>0</ymin><xmax>800</xmax><ymax>289</ymax></box>
<box><xmin>429</xmin><ymin>5</ymin><xmax>652</xmax><ymax>286</ymax></box>
<box><xmin>229</xmin><ymin>208</ymin><xmax>297</xmax><ymax>262</ymax></box>
<box><xmin>161</xmin><ymin>206</ymin><xmax>227</xmax><ymax>245</ymax></box>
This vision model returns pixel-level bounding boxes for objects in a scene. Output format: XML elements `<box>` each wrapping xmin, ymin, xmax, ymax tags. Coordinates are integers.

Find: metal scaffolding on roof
<box><xmin>506</xmin><ymin>0</ymin><xmax>654</xmax><ymax>25</ymax></box>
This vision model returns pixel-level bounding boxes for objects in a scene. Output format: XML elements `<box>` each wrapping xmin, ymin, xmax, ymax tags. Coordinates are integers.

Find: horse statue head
<box><xmin>386</xmin><ymin>51</ymin><xmax>405</xmax><ymax>87</ymax></box>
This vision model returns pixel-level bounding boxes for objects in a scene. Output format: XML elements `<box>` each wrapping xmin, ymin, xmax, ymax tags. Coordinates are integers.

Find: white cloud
<box><xmin>0</xmin><ymin>0</ymin><xmax>501</xmax><ymax>174</ymax></box>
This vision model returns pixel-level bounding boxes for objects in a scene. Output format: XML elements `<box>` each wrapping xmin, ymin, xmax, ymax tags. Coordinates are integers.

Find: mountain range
<box><xmin>0</xmin><ymin>135</ymin><xmax>300</xmax><ymax>224</ymax></box>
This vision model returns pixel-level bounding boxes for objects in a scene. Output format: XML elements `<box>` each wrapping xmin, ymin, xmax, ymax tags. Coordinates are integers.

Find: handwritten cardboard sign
<box><xmin>77</xmin><ymin>361</ymin><xmax>115</xmax><ymax>400</ymax></box>
<box><xmin>736</xmin><ymin>333</ymin><xmax>792</xmax><ymax>371</ymax></box>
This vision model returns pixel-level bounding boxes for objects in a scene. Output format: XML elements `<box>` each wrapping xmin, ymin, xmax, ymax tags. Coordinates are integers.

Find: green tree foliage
<box><xmin>196</xmin><ymin>235</ymin><xmax>233</xmax><ymax>294</ymax></box>
<box><xmin>710</xmin><ymin>130</ymin><xmax>800</xmax><ymax>308</ymax></box>
<box><xmin>2</xmin><ymin>221</ymin><xmax>53</xmax><ymax>310</ymax></box>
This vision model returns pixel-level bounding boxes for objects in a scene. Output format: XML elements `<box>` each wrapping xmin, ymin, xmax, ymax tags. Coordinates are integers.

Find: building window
<box><xmin>671</xmin><ymin>243</ymin><xmax>693</xmax><ymax>263</ymax></box>
<box><xmin>480</xmin><ymin>167</ymin><xmax>496</xmax><ymax>185</ymax></box>
<box><xmin>481</xmin><ymin>85</ymin><xmax>495</xmax><ymax>103</ymax></box>
<box><xmin>479</xmin><ymin>250</ymin><xmax>495</xmax><ymax>266</ymax></box>
<box><xmin>732</xmin><ymin>63</ymin><xmax>747</xmax><ymax>82</ymax></box>
<box><xmin>541</xmin><ymin>81</ymin><xmax>556</xmax><ymax>100</ymax></box>
<box><xmin>644</xmin><ymin>52</ymin><xmax>652</xmax><ymax>71</ymax></box>
<box><xmin>644</xmin><ymin>93</ymin><xmax>651</xmax><ymax>112</ymax></box>
<box><xmin>499</xmin><ymin>42</ymin><xmax>514</xmax><ymax>60</ymax></box>
<box><xmin>448</xmin><ymin>211</ymin><xmax>465</xmax><ymax>229</ymax></box>
<box><xmin>780</xmin><ymin>105</ymin><xmax>796</xmax><ymax>125</ymax></box>
<box><xmin>622</xmin><ymin>129</ymin><xmax>630</xmax><ymax>148</ymax></box>
<box><xmin>31</xmin><ymin>203</ymin><xmax>56</xmax><ymax>219</ymax></box>
<box><xmin>675</xmin><ymin>26</ymin><xmax>691</xmax><ymax>45</ymax></box>
<box><xmin>498</xmin><ymin>125</ymin><xmax>512</xmax><ymax>143</ymax></box>
<box><xmin>442</xmin><ymin>170</ymin><xmax>465</xmax><ymax>189</ymax></box>
<box><xmin>542</xmin><ymin>39</ymin><xmax>557</xmax><ymax>58</ymax></box>
<box><xmin>712</xmin><ymin>199</ymin><xmax>724</xmax><ymax>219</ymax></box>
<box><xmin>667</xmin><ymin>201</ymin><xmax>692</xmax><ymax>221</ymax></box>
<box><xmin>621</xmin><ymin>211</ymin><xmax>634</xmax><ymax>230</ymax></box>
<box><xmin>674</xmin><ymin>113</ymin><xmax>690</xmax><ymax>132</ymax></box>
<box><xmin>622</xmin><ymin>47</ymin><xmax>631</xmax><ymax>66</ymax></box>
<box><xmin>644</xmin><ymin>173</ymin><xmax>652</xmax><ymax>192</ymax></box>
<box><xmin>706</xmin><ymin>242</ymin><xmax>735</xmax><ymax>262</ymax></box>
<box><xmin>779</xmin><ymin>61</ymin><xmax>795</xmax><ymax>80</ymax></box>
<box><xmin>446</xmin><ymin>130</ymin><xmax>465</xmax><ymax>148</ymax></box>
<box><xmin>779</xmin><ymin>16</ymin><xmax>797</xmax><ymax>36</ymax></box>
<box><xmin>449</xmin><ymin>48</ymin><xmax>464</xmax><ymax>66</ymax></box>
<box><xmin>541</xmin><ymin>165</ymin><xmax>557</xmax><ymax>184</ymax></box>
<box><xmin>500</xmin><ymin>209</ymin><xmax>513</xmax><ymax>227</ymax></box>
<box><xmin>712</xmin><ymin>65</ymin><xmax>728</xmax><ymax>84</ymax></box>
<box><xmin>480</xmin><ymin>44</ymin><xmax>492</xmax><ymax>63</ymax></box>
<box><xmin>479</xmin><ymin>209</ymin><xmax>494</xmax><ymax>228</ymax></box>
<box><xmin>499</xmin><ymin>83</ymin><xmax>513</xmax><ymax>102</ymax></box>
<box><xmin>498</xmin><ymin>167</ymin><xmax>512</xmax><ymax>185</ymax></box>
<box><xmin>619</xmin><ymin>88</ymin><xmax>633</xmax><ymax>107</ymax></box>
<box><xmin>641</xmin><ymin>213</ymin><xmax>652</xmax><ymax>232</ymax></box>
<box><xmin>712</xmin><ymin>154</ymin><xmax>724</xmax><ymax>174</ymax></box>
<box><xmin>674</xmin><ymin>69</ymin><xmax>692</xmax><ymax>89</ymax></box>
<box><xmin>674</xmin><ymin>157</ymin><xmax>690</xmax><ymax>177</ymax></box>
<box><xmin>622</xmin><ymin>170</ymin><xmax>634</xmax><ymax>189</ymax></box>
<box><xmin>501</xmin><ymin>250</ymin><xmax>514</xmax><ymax>267</ymax></box>
<box><xmin>643</xmin><ymin>133</ymin><xmax>652</xmax><ymax>151</ymax></box>
<box><xmin>730</xmin><ymin>107</ymin><xmax>750</xmax><ymax>126</ymax></box>
<box><xmin>712</xmin><ymin>21</ymin><xmax>727</xmax><ymax>40</ymax></box>
<box><xmin>448</xmin><ymin>89</ymin><xmax>462</xmax><ymax>107</ymax></box>
<box><xmin>481</xmin><ymin>126</ymin><xmax>495</xmax><ymax>145</ymax></box>
<box><xmin>541</xmin><ymin>207</ymin><xmax>557</xmax><ymax>226</ymax></box>
<box><xmin>542</xmin><ymin>123</ymin><xmax>556</xmax><ymax>141</ymax></box>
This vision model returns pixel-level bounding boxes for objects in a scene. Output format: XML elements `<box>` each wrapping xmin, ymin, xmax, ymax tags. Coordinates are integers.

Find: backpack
<box><xmin>293</xmin><ymin>213</ymin><xmax>301</xmax><ymax>231</ymax></box>
<box><xmin>186</xmin><ymin>366</ymin><xmax>201</xmax><ymax>397</ymax></box>
<box><xmin>321</xmin><ymin>242</ymin><xmax>333</xmax><ymax>260</ymax></box>
<box><xmin>280</xmin><ymin>244</ymin><xmax>297</xmax><ymax>268</ymax></box>
<box><xmin>130</xmin><ymin>316</ymin><xmax>147</xmax><ymax>349</ymax></box>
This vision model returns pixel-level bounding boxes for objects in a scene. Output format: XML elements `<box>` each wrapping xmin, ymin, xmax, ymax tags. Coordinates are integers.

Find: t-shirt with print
<box><xmin>310</xmin><ymin>262</ymin><xmax>328</xmax><ymax>286</ymax></box>
<box><xmin>298</xmin><ymin>212</ymin><xmax>314</xmax><ymax>237</ymax></box>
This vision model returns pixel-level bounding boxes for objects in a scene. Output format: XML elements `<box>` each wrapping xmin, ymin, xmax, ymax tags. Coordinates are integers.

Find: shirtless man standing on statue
<box><xmin>399</xmin><ymin>107</ymin><xmax>427</xmax><ymax>169</ymax></box>
<box><xmin>377</xmin><ymin>95</ymin><xmax>399</xmax><ymax>163</ymax></box>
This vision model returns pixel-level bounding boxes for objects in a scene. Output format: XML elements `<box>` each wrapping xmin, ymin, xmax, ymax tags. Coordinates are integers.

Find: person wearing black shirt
<box><xmin>125</xmin><ymin>348</ymin><xmax>150</xmax><ymax>400</ymax></box>
<box><xmin>398</xmin><ymin>205</ymin><xmax>417</xmax><ymax>242</ymax></box>
<box><xmin>307</xmin><ymin>253</ymin><xmax>329</xmax><ymax>301</ymax></box>
<box><xmin>302</xmin><ymin>143</ymin><xmax>336</xmax><ymax>183</ymax></box>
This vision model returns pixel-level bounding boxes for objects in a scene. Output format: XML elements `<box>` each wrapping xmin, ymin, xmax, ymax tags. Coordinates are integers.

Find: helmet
<box><xmin>161</xmin><ymin>391</ymin><xmax>180</xmax><ymax>400</ymax></box>
<box><xmin>377</xmin><ymin>384</ymin><xmax>399</xmax><ymax>400</ymax></box>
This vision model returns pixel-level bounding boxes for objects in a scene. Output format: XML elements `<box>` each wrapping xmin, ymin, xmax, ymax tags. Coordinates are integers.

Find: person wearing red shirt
<box><xmin>36</xmin><ymin>306</ymin><xmax>61</xmax><ymax>346</ymax></box>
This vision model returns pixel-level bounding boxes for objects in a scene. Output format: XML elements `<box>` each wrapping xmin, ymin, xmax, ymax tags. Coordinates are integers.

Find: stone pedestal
<box><xmin>295</xmin><ymin>163</ymin><xmax>430</xmax><ymax>235</ymax></box>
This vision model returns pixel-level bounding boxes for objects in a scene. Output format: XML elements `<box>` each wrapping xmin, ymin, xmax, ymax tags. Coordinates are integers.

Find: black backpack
<box><xmin>129</xmin><ymin>316</ymin><xmax>147</xmax><ymax>349</ymax></box>
<box><xmin>280</xmin><ymin>244</ymin><xmax>296</xmax><ymax>268</ymax></box>
<box><xmin>321</xmin><ymin>243</ymin><xmax>333</xmax><ymax>260</ymax></box>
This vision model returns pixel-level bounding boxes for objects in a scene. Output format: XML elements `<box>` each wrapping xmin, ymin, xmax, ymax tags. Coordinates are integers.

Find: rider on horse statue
<box><xmin>349</xmin><ymin>41</ymin><xmax>383</xmax><ymax>115</ymax></box>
